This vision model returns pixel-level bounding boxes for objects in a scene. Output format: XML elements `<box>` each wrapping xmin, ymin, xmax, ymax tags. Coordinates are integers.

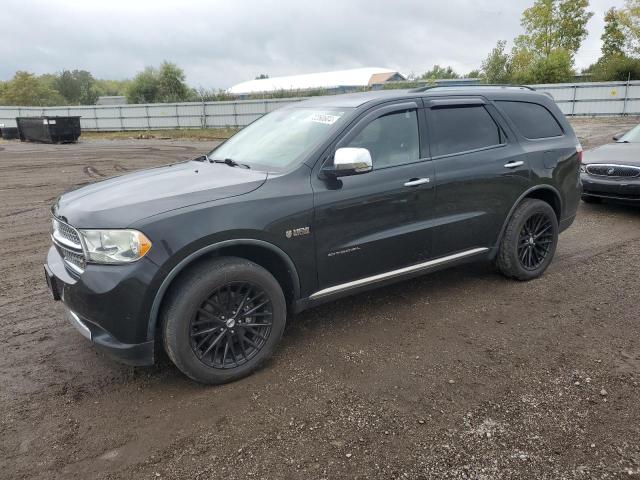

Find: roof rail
<box><xmin>408</xmin><ymin>84</ymin><xmax>536</xmax><ymax>93</ymax></box>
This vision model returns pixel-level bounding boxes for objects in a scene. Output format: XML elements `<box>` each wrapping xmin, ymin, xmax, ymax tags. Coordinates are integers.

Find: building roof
<box><xmin>228</xmin><ymin>68</ymin><xmax>403</xmax><ymax>94</ymax></box>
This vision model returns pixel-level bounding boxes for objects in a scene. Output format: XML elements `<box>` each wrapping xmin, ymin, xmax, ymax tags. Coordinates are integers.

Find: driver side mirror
<box><xmin>613</xmin><ymin>132</ymin><xmax>625</xmax><ymax>141</ymax></box>
<box><xmin>321</xmin><ymin>147</ymin><xmax>373</xmax><ymax>178</ymax></box>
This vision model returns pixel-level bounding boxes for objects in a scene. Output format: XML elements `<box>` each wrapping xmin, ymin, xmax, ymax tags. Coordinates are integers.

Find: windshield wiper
<box><xmin>210</xmin><ymin>157</ymin><xmax>251</xmax><ymax>169</ymax></box>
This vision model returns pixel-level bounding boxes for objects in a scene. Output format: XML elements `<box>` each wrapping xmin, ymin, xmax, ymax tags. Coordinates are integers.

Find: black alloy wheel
<box><xmin>190</xmin><ymin>282</ymin><xmax>273</xmax><ymax>369</ymax></box>
<box><xmin>496</xmin><ymin>198</ymin><xmax>559</xmax><ymax>281</ymax></box>
<box><xmin>162</xmin><ymin>257</ymin><xmax>287</xmax><ymax>384</ymax></box>
<box><xmin>517</xmin><ymin>212</ymin><xmax>554</xmax><ymax>271</ymax></box>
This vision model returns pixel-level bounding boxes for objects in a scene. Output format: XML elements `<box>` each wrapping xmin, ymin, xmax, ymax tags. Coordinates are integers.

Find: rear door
<box><xmin>312</xmin><ymin>101</ymin><xmax>436</xmax><ymax>289</ymax></box>
<box><xmin>424</xmin><ymin>97</ymin><xmax>530</xmax><ymax>257</ymax></box>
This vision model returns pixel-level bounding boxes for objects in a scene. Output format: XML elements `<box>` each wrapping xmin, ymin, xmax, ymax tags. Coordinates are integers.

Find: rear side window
<box><xmin>429</xmin><ymin>105</ymin><xmax>503</xmax><ymax>157</ymax></box>
<box><xmin>496</xmin><ymin>101</ymin><xmax>563</xmax><ymax>139</ymax></box>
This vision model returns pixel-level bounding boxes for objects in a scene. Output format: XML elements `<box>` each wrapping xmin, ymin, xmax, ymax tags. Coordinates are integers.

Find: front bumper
<box><xmin>45</xmin><ymin>246</ymin><xmax>156</xmax><ymax>366</ymax></box>
<box><xmin>581</xmin><ymin>173</ymin><xmax>640</xmax><ymax>201</ymax></box>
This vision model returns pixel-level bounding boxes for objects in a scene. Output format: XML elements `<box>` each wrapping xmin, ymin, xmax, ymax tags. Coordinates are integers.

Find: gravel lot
<box><xmin>1</xmin><ymin>117</ymin><xmax>640</xmax><ymax>479</ymax></box>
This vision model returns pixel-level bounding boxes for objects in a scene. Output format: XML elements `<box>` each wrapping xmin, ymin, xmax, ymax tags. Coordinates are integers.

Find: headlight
<box><xmin>78</xmin><ymin>229</ymin><xmax>152</xmax><ymax>264</ymax></box>
<box><xmin>579</xmin><ymin>164</ymin><xmax>586</xmax><ymax>173</ymax></box>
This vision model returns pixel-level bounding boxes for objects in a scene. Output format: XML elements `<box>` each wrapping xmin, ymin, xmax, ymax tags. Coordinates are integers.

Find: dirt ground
<box><xmin>1</xmin><ymin>117</ymin><xmax>640</xmax><ymax>480</ymax></box>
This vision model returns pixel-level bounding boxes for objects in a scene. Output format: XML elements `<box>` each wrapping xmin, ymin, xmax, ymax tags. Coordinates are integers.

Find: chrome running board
<box><xmin>309</xmin><ymin>247</ymin><xmax>489</xmax><ymax>300</ymax></box>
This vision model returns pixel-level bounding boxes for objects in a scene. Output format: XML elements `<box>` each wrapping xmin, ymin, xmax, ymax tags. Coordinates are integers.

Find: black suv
<box><xmin>45</xmin><ymin>86</ymin><xmax>581</xmax><ymax>383</ymax></box>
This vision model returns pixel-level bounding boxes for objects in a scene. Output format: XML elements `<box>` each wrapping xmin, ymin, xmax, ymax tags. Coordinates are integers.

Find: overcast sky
<box><xmin>0</xmin><ymin>0</ymin><xmax>626</xmax><ymax>89</ymax></box>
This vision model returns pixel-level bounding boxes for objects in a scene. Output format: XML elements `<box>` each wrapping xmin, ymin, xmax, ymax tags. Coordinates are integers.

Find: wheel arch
<box><xmin>494</xmin><ymin>185</ymin><xmax>562</xmax><ymax>254</ymax></box>
<box><xmin>147</xmin><ymin>239</ymin><xmax>301</xmax><ymax>340</ymax></box>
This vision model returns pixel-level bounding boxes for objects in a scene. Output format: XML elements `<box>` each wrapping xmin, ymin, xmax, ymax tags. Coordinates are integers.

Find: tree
<box><xmin>94</xmin><ymin>79</ymin><xmax>131</xmax><ymax>97</ymax></box>
<box><xmin>619</xmin><ymin>0</ymin><xmax>640</xmax><ymax>54</ymax></box>
<box><xmin>601</xmin><ymin>7</ymin><xmax>625</xmax><ymax>57</ymax></box>
<box><xmin>54</xmin><ymin>70</ymin><xmax>98</xmax><ymax>105</ymax></box>
<box><xmin>255</xmin><ymin>74</ymin><xmax>269</xmax><ymax>79</ymax></box>
<box><xmin>0</xmin><ymin>71</ymin><xmax>64</xmax><ymax>106</ymax></box>
<box><xmin>518</xmin><ymin>0</ymin><xmax>593</xmax><ymax>57</ymax></box>
<box><xmin>157</xmin><ymin>61</ymin><xmax>190</xmax><ymax>102</ymax></box>
<box><xmin>481</xmin><ymin>40</ymin><xmax>512</xmax><ymax>83</ymax></box>
<box><xmin>587</xmin><ymin>54</ymin><xmax>640</xmax><ymax>81</ymax></box>
<box><xmin>419</xmin><ymin>65</ymin><xmax>460</xmax><ymax>80</ymax></box>
<box><xmin>527</xmin><ymin>48</ymin><xmax>574</xmax><ymax>83</ymax></box>
<box><xmin>126</xmin><ymin>67</ymin><xmax>159</xmax><ymax>103</ymax></box>
<box><xmin>126</xmin><ymin>62</ymin><xmax>190</xmax><ymax>104</ymax></box>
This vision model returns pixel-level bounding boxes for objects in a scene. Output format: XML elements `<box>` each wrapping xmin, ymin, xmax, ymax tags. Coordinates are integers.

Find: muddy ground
<box><xmin>1</xmin><ymin>117</ymin><xmax>639</xmax><ymax>479</ymax></box>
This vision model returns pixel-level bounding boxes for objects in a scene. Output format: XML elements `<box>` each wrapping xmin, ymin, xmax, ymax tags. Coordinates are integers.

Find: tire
<box><xmin>162</xmin><ymin>256</ymin><xmax>286</xmax><ymax>384</ymax></box>
<box><xmin>496</xmin><ymin>199</ymin><xmax>559</xmax><ymax>281</ymax></box>
<box><xmin>581</xmin><ymin>195</ymin><xmax>602</xmax><ymax>204</ymax></box>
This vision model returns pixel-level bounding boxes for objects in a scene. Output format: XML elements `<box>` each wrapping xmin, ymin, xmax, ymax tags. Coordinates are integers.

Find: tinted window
<box><xmin>496</xmin><ymin>101</ymin><xmax>563</xmax><ymax>139</ymax></box>
<box><xmin>347</xmin><ymin>109</ymin><xmax>419</xmax><ymax>168</ymax></box>
<box><xmin>429</xmin><ymin>106</ymin><xmax>502</xmax><ymax>157</ymax></box>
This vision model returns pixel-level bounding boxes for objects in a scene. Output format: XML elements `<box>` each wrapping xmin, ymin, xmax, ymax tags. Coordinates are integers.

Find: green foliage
<box><xmin>519</xmin><ymin>0</ymin><xmax>593</xmax><ymax>56</ymax></box>
<box><xmin>126</xmin><ymin>62</ymin><xmax>191</xmax><ymax>104</ymax></box>
<box><xmin>586</xmin><ymin>54</ymin><xmax>640</xmax><ymax>81</ymax></box>
<box><xmin>0</xmin><ymin>71</ymin><xmax>64</xmax><ymax>106</ymax></box>
<box><xmin>94</xmin><ymin>79</ymin><xmax>130</xmax><ymax>97</ymax></box>
<box><xmin>380</xmin><ymin>81</ymin><xmax>424</xmax><ymax>90</ymax></box>
<box><xmin>481</xmin><ymin>40</ymin><xmax>512</xmax><ymax>83</ymax></box>
<box><xmin>54</xmin><ymin>70</ymin><xmax>98</xmax><ymax>105</ymax></box>
<box><xmin>126</xmin><ymin>67</ymin><xmax>159</xmax><ymax>104</ymax></box>
<box><xmin>419</xmin><ymin>65</ymin><xmax>460</xmax><ymax>80</ymax></box>
<box><xmin>192</xmin><ymin>87</ymin><xmax>235</xmax><ymax>102</ymax></box>
<box><xmin>620</xmin><ymin>0</ymin><xmax>640</xmax><ymax>54</ymax></box>
<box><xmin>524</xmin><ymin>48</ymin><xmax>575</xmax><ymax>83</ymax></box>
<box><xmin>602</xmin><ymin>7</ymin><xmax>625</xmax><ymax>57</ymax></box>
<box><xmin>157</xmin><ymin>61</ymin><xmax>190</xmax><ymax>102</ymax></box>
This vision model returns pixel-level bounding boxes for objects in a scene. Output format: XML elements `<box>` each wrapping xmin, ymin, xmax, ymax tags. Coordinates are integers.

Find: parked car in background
<box><xmin>45</xmin><ymin>86</ymin><xmax>581</xmax><ymax>384</ymax></box>
<box><xmin>581</xmin><ymin>125</ymin><xmax>640</xmax><ymax>204</ymax></box>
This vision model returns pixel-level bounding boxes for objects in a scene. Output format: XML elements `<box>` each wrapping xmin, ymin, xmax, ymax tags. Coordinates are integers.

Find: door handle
<box><xmin>404</xmin><ymin>178</ymin><xmax>430</xmax><ymax>187</ymax></box>
<box><xmin>504</xmin><ymin>161</ymin><xmax>524</xmax><ymax>169</ymax></box>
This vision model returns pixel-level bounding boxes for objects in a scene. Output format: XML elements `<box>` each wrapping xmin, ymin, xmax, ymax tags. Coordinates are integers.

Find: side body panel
<box><xmin>424</xmin><ymin>98</ymin><xmax>531</xmax><ymax>256</ymax></box>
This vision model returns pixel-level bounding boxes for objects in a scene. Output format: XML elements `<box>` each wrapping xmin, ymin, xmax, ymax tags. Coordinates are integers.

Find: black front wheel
<box><xmin>162</xmin><ymin>257</ymin><xmax>286</xmax><ymax>384</ymax></box>
<box><xmin>496</xmin><ymin>199</ymin><xmax>559</xmax><ymax>281</ymax></box>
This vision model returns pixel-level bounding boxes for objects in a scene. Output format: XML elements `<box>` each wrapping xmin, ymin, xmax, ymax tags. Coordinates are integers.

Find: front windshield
<box><xmin>618</xmin><ymin>124</ymin><xmax>640</xmax><ymax>143</ymax></box>
<box><xmin>209</xmin><ymin>107</ymin><xmax>353</xmax><ymax>171</ymax></box>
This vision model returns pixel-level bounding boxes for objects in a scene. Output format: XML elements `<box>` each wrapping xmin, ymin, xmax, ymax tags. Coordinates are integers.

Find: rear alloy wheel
<box><xmin>496</xmin><ymin>199</ymin><xmax>558</xmax><ymax>281</ymax></box>
<box><xmin>517</xmin><ymin>212</ymin><xmax>554</xmax><ymax>271</ymax></box>
<box><xmin>162</xmin><ymin>257</ymin><xmax>286</xmax><ymax>384</ymax></box>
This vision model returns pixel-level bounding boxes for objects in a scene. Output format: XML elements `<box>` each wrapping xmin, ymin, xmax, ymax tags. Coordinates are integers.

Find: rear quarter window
<box><xmin>496</xmin><ymin>100</ymin><xmax>563</xmax><ymax>139</ymax></box>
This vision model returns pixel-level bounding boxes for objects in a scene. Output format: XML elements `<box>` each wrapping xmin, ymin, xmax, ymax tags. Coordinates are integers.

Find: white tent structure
<box><xmin>228</xmin><ymin>67</ymin><xmax>403</xmax><ymax>95</ymax></box>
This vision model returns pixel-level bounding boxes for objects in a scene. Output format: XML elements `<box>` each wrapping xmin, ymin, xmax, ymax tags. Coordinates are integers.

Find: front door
<box><xmin>312</xmin><ymin>102</ymin><xmax>436</xmax><ymax>290</ymax></box>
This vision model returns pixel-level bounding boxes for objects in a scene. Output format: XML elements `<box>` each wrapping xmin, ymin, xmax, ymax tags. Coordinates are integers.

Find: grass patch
<box><xmin>81</xmin><ymin>128</ymin><xmax>239</xmax><ymax>141</ymax></box>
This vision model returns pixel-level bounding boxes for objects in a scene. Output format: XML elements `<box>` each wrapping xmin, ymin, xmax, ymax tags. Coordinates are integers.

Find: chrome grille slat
<box><xmin>586</xmin><ymin>164</ymin><xmax>640</xmax><ymax>178</ymax></box>
<box><xmin>51</xmin><ymin>217</ymin><xmax>86</xmax><ymax>274</ymax></box>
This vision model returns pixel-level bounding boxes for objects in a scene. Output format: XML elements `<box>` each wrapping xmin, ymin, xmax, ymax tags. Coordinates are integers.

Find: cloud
<box><xmin>0</xmin><ymin>0</ymin><xmax>625</xmax><ymax>89</ymax></box>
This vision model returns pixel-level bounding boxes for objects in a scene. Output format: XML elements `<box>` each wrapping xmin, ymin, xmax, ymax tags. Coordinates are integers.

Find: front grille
<box><xmin>56</xmin><ymin>220</ymin><xmax>82</xmax><ymax>246</ymax></box>
<box><xmin>586</xmin><ymin>164</ymin><xmax>640</xmax><ymax>178</ymax></box>
<box><xmin>51</xmin><ymin>217</ymin><xmax>86</xmax><ymax>274</ymax></box>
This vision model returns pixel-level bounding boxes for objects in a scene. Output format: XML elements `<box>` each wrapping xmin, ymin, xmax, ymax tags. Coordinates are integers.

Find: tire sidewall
<box><xmin>501</xmin><ymin>200</ymin><xmax>559</xmax><ymax>281</ymax></box>
<box><xmin>163</xmin><ymin>258</ymin><xmax>286</xmax><ymax>384</ymax></box>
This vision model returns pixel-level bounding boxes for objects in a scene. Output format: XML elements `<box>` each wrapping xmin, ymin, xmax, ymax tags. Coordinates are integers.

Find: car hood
<box><xmin>583</xmin><ymin>143</ymin><xmax>640</xmax><ymax>166</ymax></box>
<box><xmin>53</xmin><ymin>160</ymin><xmax>267</xmax><ymax>228</ymax></box>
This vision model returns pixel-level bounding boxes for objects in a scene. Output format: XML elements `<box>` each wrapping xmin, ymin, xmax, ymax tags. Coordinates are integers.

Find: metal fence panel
<box><xmin>2</xmin><ymin>83</ymin><xmax>640</xmax><ymax>131</ymax></box>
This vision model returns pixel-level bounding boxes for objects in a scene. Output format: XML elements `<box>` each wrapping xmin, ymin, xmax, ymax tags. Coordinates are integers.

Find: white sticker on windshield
<box><xmin>309</xmin><ymin>113</ymin><xmax>341</xmax><ymax>125</ymax></box>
